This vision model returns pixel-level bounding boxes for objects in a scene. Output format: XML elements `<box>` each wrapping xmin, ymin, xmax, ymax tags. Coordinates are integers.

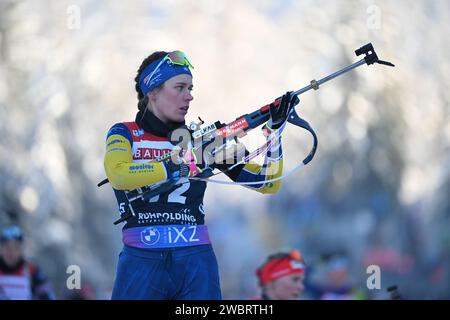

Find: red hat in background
<box><xmin>257</xmin><ymin>249</ymin><xmax>305</xmax><ymax>286</ymax></box>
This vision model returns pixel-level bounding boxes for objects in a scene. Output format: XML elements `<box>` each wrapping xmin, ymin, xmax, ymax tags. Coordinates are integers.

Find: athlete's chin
<box><xmin>169</xmin><ymin>114</ymin><xmax>186</xmax><ymax>123</ymax></box>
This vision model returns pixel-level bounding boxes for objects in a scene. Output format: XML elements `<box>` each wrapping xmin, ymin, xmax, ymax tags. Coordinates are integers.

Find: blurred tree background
<box><xmin>0</xmin><ymin>0</ymin><xmax>449</xmax><ymax>299</ymax></box>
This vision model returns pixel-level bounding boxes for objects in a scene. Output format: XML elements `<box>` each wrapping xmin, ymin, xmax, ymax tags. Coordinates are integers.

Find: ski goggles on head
<box><xmin>1</xmin><ymin>225</ymin><xmax>24</xmax><ymax>242</ymax></box>
<box><xmin>139</xmin><ymin>51</ymin><xmax>194</xmax><ymax>96</ymax></box>
<box><xmin>165</xmin><ymin>51</ymin><xmax>194</xmax><ymax>69</ymax></box>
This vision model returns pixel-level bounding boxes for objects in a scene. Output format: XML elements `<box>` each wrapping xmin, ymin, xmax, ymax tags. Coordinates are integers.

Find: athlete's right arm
<box><xmin>104</xmin><ymin>123</ymin><xmax>173</xmax><ymax>190</ymax></box>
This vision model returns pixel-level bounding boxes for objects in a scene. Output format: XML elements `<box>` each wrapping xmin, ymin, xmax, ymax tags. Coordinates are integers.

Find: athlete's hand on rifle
<box><xmin>180</xmin><ymin>147</ymin><xmax>204</xmax><ymax>177</ymax></box>
<box><xmin>268</xmin><ymin>91</ymin><xmax>299</xmax><ymax>129</ymax></box>
<box><xmin>164</xmin><ymin>153</ymin><xmax>203</xmax><ymax>179</ymax></box>
<box><xmin>162</xmin><ymin>143</ymin><xmax>205</xmax><ymax>179</ymax></box>
<box><xmin>167</xmin><ymin>125</ymin><xmax>207</xmax><ymax>178</ymax></box>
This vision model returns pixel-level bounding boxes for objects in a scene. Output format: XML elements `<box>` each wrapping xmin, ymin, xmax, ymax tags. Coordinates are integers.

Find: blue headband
<box><xmin>138</xmin><ymin>57</ymin><xmax>192</xmax><ymax>96</ymax></box>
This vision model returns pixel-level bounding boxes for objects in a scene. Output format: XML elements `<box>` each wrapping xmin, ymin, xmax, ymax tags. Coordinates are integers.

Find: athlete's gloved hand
<box><xmin>180</xmin><ymin>148</ymin><xmax>204</xmax><ymax>177</ymax></box>
<box><xmin>268</xmin><ymin>91</ymin><xmax>299</xmax><ymax>129</ymax></box>
<box><xmin>164</xmin><ymin>146</ymin><xmax>205</xmax><ymax>179</ymax></box>
<box><xmin>166</xmin><ymin>125</ymin><xmax>207</xmax><ymax>178</ymax></box>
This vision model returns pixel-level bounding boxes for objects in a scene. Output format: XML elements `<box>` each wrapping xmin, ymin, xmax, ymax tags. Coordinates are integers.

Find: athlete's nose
<box><xmin>186</xmin><ymin>91</ymin><xmax>193</xmax><ymax>101</ymax></box>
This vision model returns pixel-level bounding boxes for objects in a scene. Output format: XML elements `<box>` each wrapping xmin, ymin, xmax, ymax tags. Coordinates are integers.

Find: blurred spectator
<box><xmin>363</xmin><ymin>247</ymin><xmax>414</xmax><ymax>274</ymax></box>
<box><xmin>311</xmin><ymin>253</ymin><xmax>366</xmax><ymax>300</ymax></box>
<box><xmin>255</xmin><ymin>249</ymin><xmax>306</xmax><ymax>300</ymax></box>
<box><xmin>0</xmin><ymin>225</ymin><xmax>55</xmax><ymax>300</ymax></box>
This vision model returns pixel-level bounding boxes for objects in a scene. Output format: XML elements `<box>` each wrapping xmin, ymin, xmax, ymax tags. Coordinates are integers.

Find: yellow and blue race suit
<box><xmin>104</xmin><ymin>110</ymin><xmax>283</xmax><ymax>299</ymax></box>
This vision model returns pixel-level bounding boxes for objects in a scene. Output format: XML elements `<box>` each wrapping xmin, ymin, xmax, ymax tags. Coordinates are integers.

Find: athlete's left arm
<box><xmin>214</xmin><ymin>92</ymin><xmax>298</xmax><ymax>194</ymax></box>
